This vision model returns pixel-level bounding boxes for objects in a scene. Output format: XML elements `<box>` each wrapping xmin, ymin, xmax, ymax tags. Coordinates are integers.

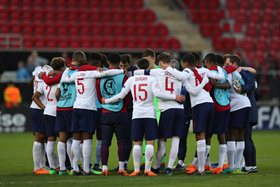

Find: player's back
<box><xmin>228</xmin><ymin>71</ymin><xmax>251</xmax><ymax>111</ymax></box>
<box><xmin>42</xmin><ymin>82</ymin><xmax>58</xmax><ymax>116</ymax></box>
<box><xmin>185</xmin><ymin>68</ymin><xmax>213</xmax><ymax>107</ymax></box>
<box><xmin>130</xmin><ymin>75</ymin><xmax>157</xmax><ymax>119</ymax></box>
<box><xmin>73</xmin><ymin>71</ymin><xmax>97</xmax><ymax>110</ymax></box>
<box><xmin>30</xmin><ymin>76</ymin><xmax>47</xmax><ymax>109</ymax></box>
<box><xmin>154</xmin><ymin>69</ymin><xmax>183</xmax><ymax>110</ymax></box>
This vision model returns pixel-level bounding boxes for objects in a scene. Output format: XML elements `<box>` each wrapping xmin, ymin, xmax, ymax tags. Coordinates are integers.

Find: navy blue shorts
<box><xmin>44</xmin><ymin>115</ymin><xmax>57</xmax><ymax>137</ymax></box>
<box><xmin>55</xmin><ymin>110</ymin><xmax>73</xmax><ymax>133</ymax></box>
<box><xmin>71</xmin><ymin>109</ymin><xmax>96</xmax><ymax>133</ymax></box>
<box><xmin>30</xmin><ymin>108</ymin><xmax>44</xmax><ymax>133</ymax></box>
<box><xmin>100</xmin><ymin>112</ymin><xmax>129</xmax><ymax>146</ymax></box>
<box><xmin>131</xmin><ymin>118</ymin><xmax>158</xmax><ymax>141</ymax></box>
<box><xmin>212</xmin><ymin>110</ymin><xmax>230</xmax><ymax>134</ymax></box>
<box><xmin>229</xmin><ymin>107</ymin><xmax>251</xmax><ymax>129</ymax></box>
<box><xmin>159</xmin><ymin>109</ymin><xmax>185</xmax><ymax>139</ymax></box>
<box><xmin>192</xmin><ymin>103</ymin><xmax>214</xmax><ymax>133</ymax></box>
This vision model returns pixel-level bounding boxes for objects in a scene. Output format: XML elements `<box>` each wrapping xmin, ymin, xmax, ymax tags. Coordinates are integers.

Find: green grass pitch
<box><xmin>0</xmin><ymin>131</ymin><xmax>279</xmax><ymax>187</ymax></box>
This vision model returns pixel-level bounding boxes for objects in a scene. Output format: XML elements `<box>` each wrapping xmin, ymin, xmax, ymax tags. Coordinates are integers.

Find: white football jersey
<box><xmin>37</xmin><ymin>82</ymin><xmax>58</xmax><ymax>117</ymax></box>
<box><xmin>105</xmin><ymin>75</ymin><xmax>176</xmax><ymax>119</ymax></box>
<box><xmin>227</xmin><ymin>72</ymin><xmax>251</xmax><ymax>112</ymax></box>
<box><xmin>134</xmin><ymin>68</ymin><xmax>184</xmax><ymax>111</ymax></box>
<box><xmin>61</xmin><ymin>70</ymin><xmax>124</xmax><ymax>110</ymax></box>
<box><xmin>166</xmin><ymin>67</ymin><xmax>212</xmax><ymax>108</ymax></box>
<box><xmin>30</xmin><ymin>76</ymin><xmax>47</xmax><ymax>109</ymax></box>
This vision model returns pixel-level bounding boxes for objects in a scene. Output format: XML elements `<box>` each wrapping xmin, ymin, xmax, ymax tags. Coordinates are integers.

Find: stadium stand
<box><xmin>0</xmin><ymin>0</ymin><xmax>182</xmax><ymax>50</ymax></box>
<box><xmin>182</xmin><ymin>0</ymin><xmax>280</xmax><ymax>66</ymax></box>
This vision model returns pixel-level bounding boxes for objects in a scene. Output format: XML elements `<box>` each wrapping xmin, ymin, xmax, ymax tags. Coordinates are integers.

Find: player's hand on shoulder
<box><xmin>101</xmin><ymin>97</ymin><xmax>106</xmax><ymax>104</ymax></box>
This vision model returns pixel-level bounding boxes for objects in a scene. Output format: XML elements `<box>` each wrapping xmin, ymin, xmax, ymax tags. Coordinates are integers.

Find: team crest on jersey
<box><xmin>104</xmin><ymin>79</ymin><xmax>116</xmax><ymax>95</ymax></box>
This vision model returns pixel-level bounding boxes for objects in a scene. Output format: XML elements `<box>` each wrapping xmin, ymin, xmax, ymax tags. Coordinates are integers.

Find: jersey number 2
<box><xmin>133</xmin><ymin>84</ymin><xmax>147</xmax><ymax>101</ymax></box>
<box><xmin>77</xmin><ymin>78</ymin><xmax>85</xmax><ymax>94</ymax></box>
<box><xmin>46</xmin><ymin>85</ymin><xmax>53</xmax><ymax>101</ymax></box>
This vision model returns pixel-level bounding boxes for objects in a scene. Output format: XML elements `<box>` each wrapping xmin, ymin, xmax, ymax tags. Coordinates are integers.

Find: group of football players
<box><xmin>30</xmin><ymin>49</ymin><xmax>258</xmax><ymax>176</ymax></box>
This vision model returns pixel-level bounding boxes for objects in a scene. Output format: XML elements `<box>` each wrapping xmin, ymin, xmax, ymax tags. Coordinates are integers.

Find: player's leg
<box><xmin>70</xmin><ymin>109</ymin><xmax>82</xmax><ymax>174</ymax></box>
<box><xmin>243</xmin><ymin>125</ymin><xmax>252</xmax><ymax>172</ymax></box>
<box><xmin>129</xmin><ymin>119</ymin><xmax>144</xmax><ymax>176</ymax></box>
<box><xmin>81</xmin><ymin>110</ymin><xmax>96</xmax><ymax>175</ymax></box>
<box><xmin>115</xmin><ymin>118</ymin><xmax>130</xmax><ymax>176</ymax></box>
<box><xmin>143</xmin><ymin>119</ymin><xmax>158</xmax><ymax>176</ymax></box>
<box><xmin>56</xmin><ymin>111</ymin><xmax>68</xmax><ymax>175</ymax></box>
<box><xmin>166</xmin><ymin>109</ymin><xmax>185</xmax><ymax>175</ymax></box>
<box><xmin>192</xmin><ymin>104</ymin><xmax>209</xmax><ymax>174</ymax></box>
<box><xmin>93</xmin><ymin>108</ymin><xmax>102</xmax><ymax>171</ymax></box>
<box><xmin>175</xmin><ymin>120</ymin><xmax>190</xmax><ymax>171</ymax></box>
<box><xmin>233</xmin><ymin>107</ymin><xmax>250</xmax><ymax>174</ymax></box>
<box><xmin>82</xmin><ymin>132</ymin><xmax>94</xmax><ymax>174</ymax></box>
<box><xmin>45</xmin><ymin>115</ymin><xmax>58</xmax><ymax>175</ymax></box>
<box><xmin>204</xmin><ymin>105</ymin><xmax>214</xmax><ymax>171</ymax></box>
<box><xmin>100</xmin><ymin>123</ymin><xmax>114</xmax><ymax>176</ymax></box>
<box><xmin>31</xmin><ymin>108</ymin><xmax>48</xmax><ymax>174</ymax></box>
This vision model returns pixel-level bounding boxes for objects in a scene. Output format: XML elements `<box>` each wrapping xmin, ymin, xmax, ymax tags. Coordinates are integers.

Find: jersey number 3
<box><xmin>133</xmin><ymin>84</ymin><xmax>147</xmax><ymax>101</ymax></box>
<box><xmin>77</xmin><ymin>78</ymin><xmax>85</xmax><ymax>94</ymax></box>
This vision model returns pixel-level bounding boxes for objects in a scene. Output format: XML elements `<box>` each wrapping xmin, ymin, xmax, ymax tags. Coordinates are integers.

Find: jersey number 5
<box><xmin>165</xmin><ymin>77</ymin><xmax>174</xmax><ymax>94</ymax></box>
<box><xmin>77</xmin><ymin>78</ymin><xmax>85</xmax><ymax>94</ymax></box>
<box><xmin>133</xmin><ymin>84</ymin><xmax>147</xmax><ymax>101</ymax></box>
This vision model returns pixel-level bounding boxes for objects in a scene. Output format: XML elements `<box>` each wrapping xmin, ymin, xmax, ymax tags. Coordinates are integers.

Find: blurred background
<box><xmin>0</xmin><ymin>0</ymin><xmax>279</xmax><ymax>132</ymax></box>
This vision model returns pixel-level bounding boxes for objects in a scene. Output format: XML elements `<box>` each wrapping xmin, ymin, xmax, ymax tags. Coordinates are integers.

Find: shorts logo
<box><xmin>104</xmin><ymin>79</ymin><xmax>116</xmax><ymax>96</ymax></box>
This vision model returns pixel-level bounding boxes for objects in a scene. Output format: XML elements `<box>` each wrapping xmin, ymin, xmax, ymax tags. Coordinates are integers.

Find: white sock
<box><xmin>167</xmin><ymin>137</ymin><xmax>180</xmax><ymax>169</ymax></box>
<box><xmin>197</xmin><ymin>140</ymin><xmax>206</xmax><ymax>173</ymax></box>
<box><xmin>83</xmin><ymin>139</ymin><xmax>92</xmax><ymax>173</ymax></box>
<box><xmin>145</xmin><ymin>144</ymin><xmax>154</xmax><ymax>171</ymax></box>
<box><xmin>218</xmin><ymin>144</ymin><xmax>227</xmax><ymax>168</ymax></box>
<box><xmin>95</xmin><ymin>140</ymin><xmax>102</xmax><ymax>165</ymax></box>
<box><xmin>57</xmin><ymin>142</ymin><xmax>66</xmax><ymax>171</ymax></box>
<box><xmin>205</xmin><ymin>145</ymin><xmax>211</xmax><ymax>166</ymax></box>
<box><xmin>33</xmin><ymin>141</ymin><xmax>43</xmax><ymax>171</ymax></box>
<box><xmin>191</xmin><ymin>157</ymin><xmax>198</xmax><ymax>166</ymax></box>
<box><xmin>72</xmin><ymin>140</ymin><xmax>81</xmax><ymax>172</ymax></box>
<box><xmin>178</xmin><ymin>160</ymin><xmax>184</xmax><ymax>166</ymax></box>
<box><xmin>154</xmin><ymin>141</ymin><xmax>166</xmax><ymax>169</ymax></box>
<box><xmin>80</xmin><ymin>143</ymin><xmax>83</xmax><ymax>163</ymax></box>
<box><xmin>234</xmin><ymin>141</ymin><xmax>245</xmax><ymax>169</ymax></box>
<box><xmin>102</xmin><ymin>165</ymin><xmax>108</xmax><ymax>171</ymax></box>
<box><xmin>132</xmin><ymin>145</ymin><xmax>142</xmax><ymax>171</ymax></box>
<box><xmin>227</xmin><ymin>141</ymin><xmax>236</xmax><ymax>170</ymax></box>
<box><xmin>119</xmin><ymin>161</ymin><xmax>125</xmax><ymax>171</ymax></box>
<box><xmin>66</xmin><ymin>138</ymin><xmax>73</xmax><ymax>167</ymax></box>
<box><xmin>53</xmin><ymin>150</ymin><xmax>60</xmax><ymax>168</ymax></box>
<box><xmin>46</xmin><ymin>141</ymin><xmax>56</xmax><ymax>169</ymax></box>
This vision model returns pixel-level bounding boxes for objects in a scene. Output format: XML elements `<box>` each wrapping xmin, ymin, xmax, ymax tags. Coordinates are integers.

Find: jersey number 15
<box><xmin>133</xmin><ymin>84</ymin><xmax>147</xmax><ymax>101</ymax></box>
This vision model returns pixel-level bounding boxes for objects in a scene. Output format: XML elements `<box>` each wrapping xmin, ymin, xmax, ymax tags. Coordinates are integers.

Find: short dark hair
<box><xmin>215</xmin><ymin>55</ymin><xmax>224</xmax><ymax>66</ymax></box>
<box><xmin>204</xmin><ymin>53</ymin><xmax>216</xmax><ymax>64</ymax></box>
<box><xmin>72</xmin><ymin>51</ymin><xmax>87</xmax><ymax>65</ymax></box>
<box><xmin>101</xmin><ymin>54</ymin><xmax>109</xmax><ymax>68</ymax></box>
<box><xmin>89</xmin><ymin>52</ymin><xmax>102</xmax><ymax>66</ymax></box>
<box><xmin>191</xmin><ymin>52</ymin><xmax>200</xmax><ymax>62</ymax></box>
<box><xmin>229</xmin><ymin>55</ymin><xmax>241</xmax><ymax>66</ymax></box>
<box><xmin>50</xmin><ymin>57</ymin><xmax>65</xmax><ymax>70</ymax></box>
<box><xmin>143</xmin><ymin>49</ymin><xmax>155</xmax><ymax>58</ymax></box>
<box><xmin>157</xmin><ymin>52</ymin><xmax>171</xmax><ymax>64</ymax></box>
<box><xmin>120</xmin><ymin>54</ymin><xmax>131</xmax><ymax>64</ymax></box>
<box><xmin>182</xmin><ymin>53</ymin><xmax>195</xmax><ymax>66</ymax></box>
<box><xmin>137</xmin><ymin>58</ymin><xmax>149</xmax><ymax>69</ymax></box>
<box><xmin>108</xmin><ymin>53</ymin><xmax>121</xmax><ymax>65</ymax></box>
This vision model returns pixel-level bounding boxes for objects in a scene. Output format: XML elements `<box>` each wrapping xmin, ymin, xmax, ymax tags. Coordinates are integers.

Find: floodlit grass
<box><xmin>0</xmin><ymin>131</ymin><xmax>279</xmax><ymax>187</ymax></box>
